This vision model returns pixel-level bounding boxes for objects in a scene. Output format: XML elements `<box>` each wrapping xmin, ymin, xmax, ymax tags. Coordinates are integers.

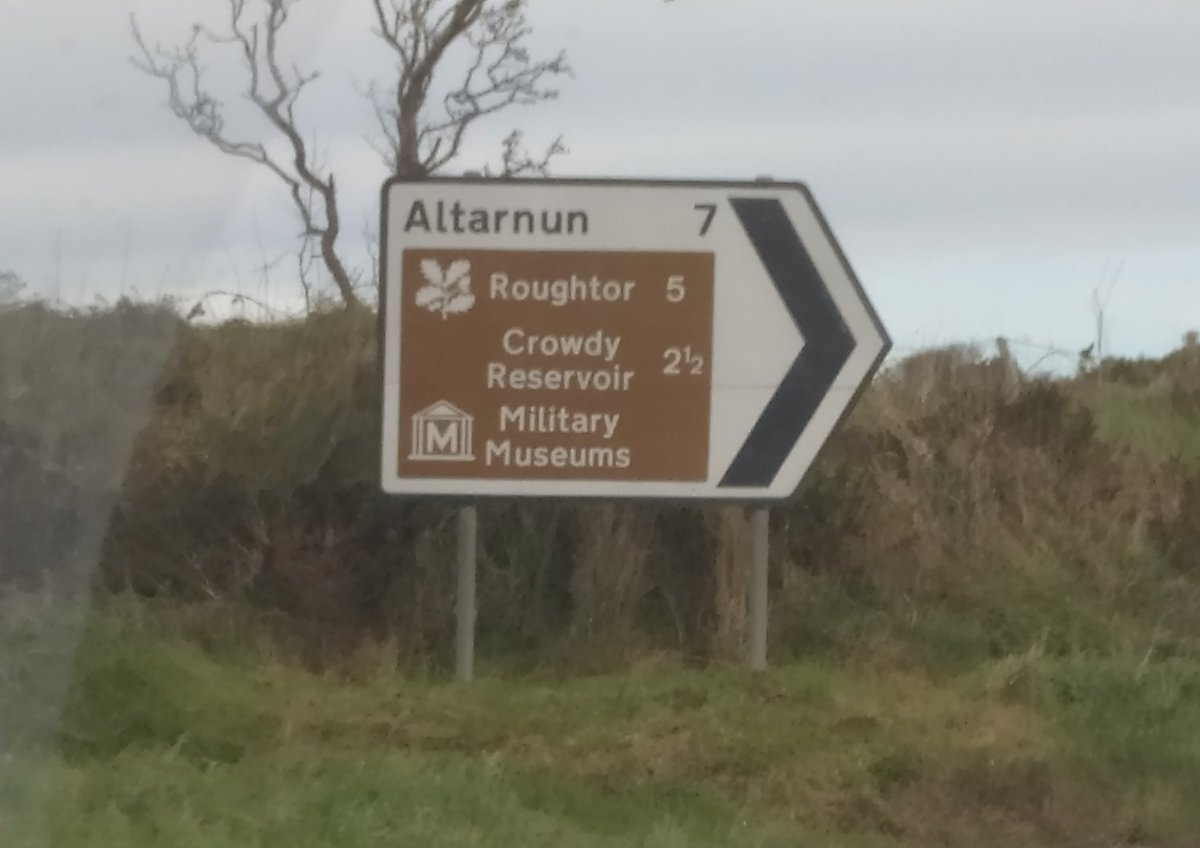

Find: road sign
<box><xmin>379</xmin><ymin>178</ymin><xmax>890</xmax><ymax>501</ymax></box>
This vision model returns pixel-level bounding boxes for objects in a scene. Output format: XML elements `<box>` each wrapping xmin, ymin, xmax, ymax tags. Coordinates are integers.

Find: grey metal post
<box><xmin>457</xmin><ymin>170</ymin><xmax>482</xmax><ymax>682</ymax></box>
<box><xmin>747</xmin><ymin>175</ymin><xmax>775</xmax><ymax>672</ymax></box>
<box><xmin>455</xmin><ymin>505</ymin><xmax>478</xmax><ymax>682</ymax></box>
<box><xmin>748</xmin><ymin>506</ymin><xmax>770</xmax><ymax>670</ymax></box>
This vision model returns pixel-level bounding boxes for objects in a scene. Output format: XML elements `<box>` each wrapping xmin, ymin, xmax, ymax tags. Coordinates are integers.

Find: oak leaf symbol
<box><xmin>415</xmin><ymin>259</ymin><xmax>475</xmax><ymax>319</ymax></box>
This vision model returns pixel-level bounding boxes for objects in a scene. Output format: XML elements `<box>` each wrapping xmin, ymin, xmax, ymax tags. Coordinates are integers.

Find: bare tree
<box><xmin>131</xmin><ymin>0</ymin><xmax>570</xmax><ymax>309</ymax></box>
<box><xmin>367</xmin><ymin>0</ymin><xmax>569</xmax><ymax>178</ymax></box>
<box><xmin>1084</xmin><ymin>260</ymin><xmax>1123</xmax><ymax>374</ymax></box>
<box><xmin>0</xmin><ymin>270</ymin><xmax>25</xmax><ymax>311</ymax></box>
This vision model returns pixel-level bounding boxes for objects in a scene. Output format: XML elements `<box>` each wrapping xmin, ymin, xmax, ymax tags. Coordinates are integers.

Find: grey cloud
<box><xmin>2</xmin><ymin>0</ymin><xmax>1198</xmax><ymax>356</ymax></box>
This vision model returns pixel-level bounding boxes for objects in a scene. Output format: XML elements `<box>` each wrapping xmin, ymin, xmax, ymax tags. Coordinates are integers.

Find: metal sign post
<box><xmin>455</xmin><ymin>505</ymin><xmax>478</xmax><ymax>682</ymax></box>
<box><xmin>748</xmin><ymin>506</ymin><xmax>770</xmax><ymax>670</ymax></box>
<box><xmin>746</xmin><ymin>176</ymin><xmax>773</xmax><ymax>672</ymax></box>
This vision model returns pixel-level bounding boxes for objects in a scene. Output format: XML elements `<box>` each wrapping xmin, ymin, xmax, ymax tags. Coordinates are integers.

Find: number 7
<box><xmin>694</xmin><ymin>203</ymin><xmax>717</xmax><ymax>236</ymax></box>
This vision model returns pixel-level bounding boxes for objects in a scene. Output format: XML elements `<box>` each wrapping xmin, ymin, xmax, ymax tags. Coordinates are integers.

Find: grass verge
<box><xmin>5</xmin><ymin>599</ymin><xmax>1200</xmax><ymax>847</ymax></box>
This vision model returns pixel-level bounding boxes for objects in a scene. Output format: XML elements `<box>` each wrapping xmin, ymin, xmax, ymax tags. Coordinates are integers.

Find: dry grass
<box><xmin>2</xmin><ymin>304</ymin><xmax>1198</xmax><ymax>674</ymax></box>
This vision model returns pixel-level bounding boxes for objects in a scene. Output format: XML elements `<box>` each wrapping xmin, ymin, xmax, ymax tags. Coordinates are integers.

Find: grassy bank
<box><xmin>5</xmin><ymin>599</ymin><xmax>1200</xmax><ymax>846</ymax></box>
<box><xmin>1</xmin><ymin>304</ymin><xmax>1197</xmax><ymax>668</ymax></box>
<box><xmin>2</xmin><ymin>303</ymin><xmax>1199</xmax><ymax>844</ymax></box>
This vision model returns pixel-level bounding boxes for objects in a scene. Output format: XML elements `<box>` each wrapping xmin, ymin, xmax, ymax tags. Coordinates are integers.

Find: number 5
<box><xmin>667</xmin><ymin>275</ymin><xmax>686</xmax><ymax>303</ymax></box>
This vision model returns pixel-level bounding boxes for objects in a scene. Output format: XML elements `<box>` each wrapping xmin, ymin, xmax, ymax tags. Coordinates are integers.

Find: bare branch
<box><xmin>370</xmin><ymin>0</ymin><xmax>570</xmax><ymax>177</ymax></box>
<box><xmin>130</xmin><ymin>3</ymin><xmax>360</xmax><ymax>309</ymax></box>
<box><xmin>135</xmin><ymin>0</ymin><xmax>570</xmax><ymax>314</ymax></box>
<box><xmin>297</xmin><ymin>235</ymin><xmax>318</xmax><ymax>314</ymax></box>
<box><xmin>483</xmin><ymin>130</ymin><xmax>567</xmax><ymax>178</ymax></box>
<box><xmin>184</xmin><ymin>289</ymin><xmax>297</xmax><ymax>323</ymax></box>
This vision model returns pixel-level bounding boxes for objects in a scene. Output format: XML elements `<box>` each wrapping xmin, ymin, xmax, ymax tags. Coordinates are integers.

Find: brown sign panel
<box><xmin>397</xmin><ymin>249</ymin><xmax>714</xmax><ymax>483</ymax></box>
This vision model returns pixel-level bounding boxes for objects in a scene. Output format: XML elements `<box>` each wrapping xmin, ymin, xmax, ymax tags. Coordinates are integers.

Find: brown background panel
<box><xmin>397</xmin><ymin>249</ymin><xmax>714</xmax><ymax>482</ymax></box>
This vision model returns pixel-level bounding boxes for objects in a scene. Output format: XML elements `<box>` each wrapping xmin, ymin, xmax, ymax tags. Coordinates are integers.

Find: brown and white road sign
<box><xmin>379</xmin><ymin>178</ymin><xmax>890</xmax><ymax>501</ymax></box>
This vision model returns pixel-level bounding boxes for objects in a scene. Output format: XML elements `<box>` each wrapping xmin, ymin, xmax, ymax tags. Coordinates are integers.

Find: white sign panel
<box><xmin>379</xmin><ymin>178</ymin><xmax>890</xmax><ymax>501</ymax></box>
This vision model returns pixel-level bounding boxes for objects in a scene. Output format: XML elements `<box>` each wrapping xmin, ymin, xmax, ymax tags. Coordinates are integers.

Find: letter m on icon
<box><xmin>425</xmin><ymin>421</ymin><xmax>461</xmax><ymax>454</ymax></box>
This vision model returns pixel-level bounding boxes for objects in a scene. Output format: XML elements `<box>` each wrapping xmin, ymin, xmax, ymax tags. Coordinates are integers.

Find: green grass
<box><xmin>1079</xmin><ymin>379</ymin><xmax>1200</xmax><ymax>468</ymax></box>
<box><xmin>5</xmin><ymin>751</ymin><xmax>753</xmax><ymax>848</ymax></box>
<box><xmin>3</xmin><ymin>322</ymin><xmax>1200</xmax><ymax>846</ymax></box>
<box><xmin>6</xmin><ymin>599</ymin><xmax>1200</xmax><ymax>847</ymax></box>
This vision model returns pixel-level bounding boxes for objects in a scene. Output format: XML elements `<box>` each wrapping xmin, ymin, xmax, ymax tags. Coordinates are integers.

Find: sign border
<box><xmin>377</xmin><ymin>176</ymin><xmax>892</xmax><ymax>504</ymax></box>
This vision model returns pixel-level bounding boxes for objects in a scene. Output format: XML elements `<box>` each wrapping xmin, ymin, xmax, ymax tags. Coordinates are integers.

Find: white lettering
<box><xmin>483</xmin><ymin>439</ymin><xmax>633</xmax><ymax>470</ymax></box>
<box><xmin>499</xmin><ymin>328</ymin><xmax>622</xmax><ymax>362</ymax></box>
<box><xmin>485</xmin><ymin>440</ymin><xmax>511</xmax><ymax>466</ymax></box>
<box><xmin>488</xmin><ymin>273</ymin><xmax>637</xmax><ymax>307</ymax></box>
<box><xmin>486</xmin><ymin>364</ymin><xmax>635</xmax><ymax>392</ymax></box>
<box><xmin>499</xmin><ymin>405</ymin><xmax>523</xmax><ymax>432</ymax></box>
<box><xmin>495</xmin><ymin>406</ymin><xmax>622</xmax><ymax>439</ymax></box>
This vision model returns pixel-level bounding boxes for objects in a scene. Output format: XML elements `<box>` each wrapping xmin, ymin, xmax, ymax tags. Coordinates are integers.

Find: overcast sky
<box><xmin>2</xmin><ymin>0</ymin><xmax>1198</xmax><ymax>361</ymax></box>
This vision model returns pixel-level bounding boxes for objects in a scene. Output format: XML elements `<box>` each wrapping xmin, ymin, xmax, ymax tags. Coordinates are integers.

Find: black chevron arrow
<box><xmin>719</xmin><ymin>197</ymin><xmax>856</xmax><ymax>489</ymax></box>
